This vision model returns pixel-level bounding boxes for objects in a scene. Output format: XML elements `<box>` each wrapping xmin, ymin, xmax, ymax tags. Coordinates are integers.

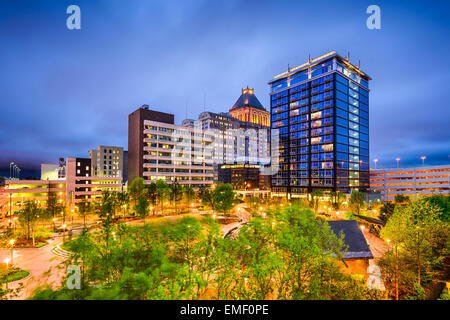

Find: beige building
<box><xmin>142</xmin><ymin>119</ymin><xmax>214</xmax><ymax>188</ymax></box>
<box><xmin>89</xmin><ymin>145</ymin><xmax>124</xmax><ymax>178</ymax></box>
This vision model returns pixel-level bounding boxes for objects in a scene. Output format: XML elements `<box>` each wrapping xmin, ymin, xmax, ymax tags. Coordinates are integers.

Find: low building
<box><xmin>370</xmin><ymin>164</ymin><xmax>450</xmax><ymax>201</ymax></box>
<box><xmin>218</xmin><ymin>163</ymin><xmax>269</xmax><ymax>190</ymax></box>
<box><xmin>4</xmin><ymin>157</ymin><xmax>122</xmax><ymax>213</ymax></box>
<box><xmin>327</xmin><ymin>220</ymin><xmax>373</xmax><ymax>280</ymax></box>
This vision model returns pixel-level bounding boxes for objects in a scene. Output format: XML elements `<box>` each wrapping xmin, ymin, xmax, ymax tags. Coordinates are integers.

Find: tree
<box><xmin>212</xmin><ymin>183</ymin><xmax>236</xmax><ymax>216</ymax></box>
<box><xmin>307</xmin><ymin>190</ymin><xmax>323</xmax><ymax>214</ymax></box>
<box><xmin>379</xmin><ymin>201</ymin><xmax>395</xmax><ymax>224</ymax></box>
<box><xmin>155</xmin><ymin>179</ymin><xmax>170</xmax><ymax>215</ymax></box>
<box><xmin>46</xmin><ymin>192</ymin><xmax>59</xmax><ymax>230</ymax></box>
<box><xmin>78</xmin><ymin>200</ymin><xmax>91</xmax><ymax>227</ymax></box>
<box><xmin>19</xmin><ymin>201</ymin><xmax>40</xmax><ymax>241</ymax></box>
<box><xmin>394</xmin><ymin>195</ymin><xmax>410</xmax><ymax>205</ymax></box>
<box><xmin>380</xmin><ymin>199</ymin><xmax>450</xmax><ymax>299</ymax></box>
<box><xmin>129</xmin><ymin>177</ymin><xmax>145</xmax><ymax>208</ymax></box>
<box><xmin>183</xmin><ymin>186</ymin><xmax>195</xmax><ymax>207</ymax></box>
<box><xmin>135</xmin><ymin>197</ymin><xmax>149</xmax><ymax>224</ymax></box>
<box><xmin>328</xmin><ymin>191</ymin><xmax>345</xmax><ymax>211</ymax></box>
<box><xmin>349</xmin><ymin>190</ymin><xmax>365</xmax><ymax>215</ymax></box>
<box><xmin>170</xmin><ymin>179</ymin><xmax>183</xmax><ymax>213</ymax></box>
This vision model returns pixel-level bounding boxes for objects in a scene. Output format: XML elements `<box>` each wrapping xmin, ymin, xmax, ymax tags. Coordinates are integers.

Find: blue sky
<box><xmin>0</xmin><ymin>0</ymin><xmax>449</xmax><ymax>177</ymax></box>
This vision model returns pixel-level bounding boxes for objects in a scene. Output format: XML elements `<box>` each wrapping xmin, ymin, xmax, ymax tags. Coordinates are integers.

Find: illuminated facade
<box><xmin>4</xmin><ymin>157</ymin><xmax>123</xmax><ymax>213</ymax></box>
<box><xmin>128</xmin><ymin>106</ymin><xmax>214</xmax><ymax>189</ymax></box>
<box><xmin>370</xmin><ymin>165</ymin><xmax>450</xmax><ymax>201</ymax></box>
<box><xmin>269</xmin><ymin>51</ymin><xmax>371</xmax><ymax>196</ymax></box>
<box><xmin>229</xmin><ymin>87</ymin><xmax>270</xmax><ymax>127</ymax></box>
<box><xmin>89</xmin><ymin>146</ymin><xmax>124</xmax><ymax>178</ymax></box>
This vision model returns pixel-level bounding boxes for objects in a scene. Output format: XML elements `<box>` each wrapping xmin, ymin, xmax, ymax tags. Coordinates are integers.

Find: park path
<box><xmin>0</xmin><ymin>208</ymin><xmax>231</xmax><ymax>300</ymax></box>
<box><xmin>0</xmin><ymin>236</ymin><xmax>66</xmax><ymax>300</ymax></box>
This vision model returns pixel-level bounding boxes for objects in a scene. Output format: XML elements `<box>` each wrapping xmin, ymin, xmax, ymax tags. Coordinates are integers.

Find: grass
<box><xmin>0</xmin><ymin>267</ymin><xmax>30</xmax><ymax>284</ymax></box>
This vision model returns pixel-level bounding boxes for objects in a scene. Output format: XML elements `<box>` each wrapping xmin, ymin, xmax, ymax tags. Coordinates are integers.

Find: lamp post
<box><xmin>9</xmin><ymin>162</ymin><xmax>14</xmax><ymax>179</ymax></box>
<box><xmin>9</xmin><ymin>239</ymin><xmax>15</xmax><ymax>265</ymax></box>
<box><xmin>373</xmin><ymin>158</ymin><xmax>378</xmax><ymax>170</ymax></box>
<box><xmin>420</xmin><ymin>156</ymin><xmax>426</xmax><ymax>167</ymax></box>
<box><xmin>62</xmin><ymin>224</ymin><xmax>67</xmax><ymax>242</ymax></box>
<box><xmin>4</xmin><ymin>258</ymin><xmax>11</xmax><ymax>297</ymax></box>
<box><xmin>395</xmin><ymin>158</ymin><xmax>400</xmax><ymax>168</ymax></box>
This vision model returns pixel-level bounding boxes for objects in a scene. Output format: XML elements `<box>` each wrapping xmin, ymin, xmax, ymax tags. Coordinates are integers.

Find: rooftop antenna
<box><xmin>347</xmin><ymin>52</ymin><xmax>350</xmax><ymax>61</ymax></box>
<box><xmin>308</xmin><ymin>53</ymin><xmax>312</xmax><ymax>63</ymax></box>
<box><xmin>358</xmin><ymin>59</ymin><xmax>361</xmax><ymax>69</ymax></box>
<box><xmin>288</xmin><ymin>63</ymin><xmax>291</xmax><ymax>72</ymax></box>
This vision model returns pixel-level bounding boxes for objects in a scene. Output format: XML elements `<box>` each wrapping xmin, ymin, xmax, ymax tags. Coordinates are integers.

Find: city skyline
<box><xmin>1</xmin><ymin>0</ymin><xmax>450</xmax><ymax>177</ymax></box>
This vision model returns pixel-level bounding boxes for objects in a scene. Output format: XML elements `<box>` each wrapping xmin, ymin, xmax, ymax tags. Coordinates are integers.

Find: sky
<box><xmin>0</xmin><ymin>0</ymin><xmax>449</xmax><ymax>177</ymax></box>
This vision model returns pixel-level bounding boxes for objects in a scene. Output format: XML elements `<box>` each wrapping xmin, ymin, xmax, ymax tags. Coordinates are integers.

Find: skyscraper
<box><xmin>269</xmin><ymin>51</ymin><xmax>371</xmax><ymax>196</ymax></box>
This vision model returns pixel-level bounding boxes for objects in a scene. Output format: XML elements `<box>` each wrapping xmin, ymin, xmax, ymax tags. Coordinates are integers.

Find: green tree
<box><xmin>380</xmin><ymin>199</ymin><xmax>450</xmax><ymax>299</ymax></box>
<box><xmin>170</xmin><ymin>179</ymin><xmax>183</xmax><ymax>213</ymax></box>
<box><xmin>349</xmin><ymin>190</ymin><xmax>365</xmax><ymax>215</ymax></box>
<box><xmin>212</xmin><ymin>183</ymin><xmax>236</xmax><ymax>216</ymax></box>
<box><xmin>328</xmin><ymin>191</ymin><xmax>345</xmax><ymax>211</ymax></box>
<box><xmin>19</xmin><ymin>201</ymin><xmax>40</xmax><ymax>241</ymax></box>
<box><xmin>78</xmin><ymin>200</ymin><xmax>91</xmax><ymax>227</ymax></box>
<box><xmin>135</xmin><ymin>197</ymin><xmax>149</xmax><ymax>224</ymax></box>
<box><xmin>129</xmin><ymin>177</ymin><xmax>146</xmax><ymax>208</ymax></box>
<box><xmin>155</xmin><ymin>179</ymin><xmax>170</xmax><ymax>215</ymax></box>
<box><xmin>307</xmin><ymin>190</ymin><xmax>323</xmax><ymax>214</ymax></box>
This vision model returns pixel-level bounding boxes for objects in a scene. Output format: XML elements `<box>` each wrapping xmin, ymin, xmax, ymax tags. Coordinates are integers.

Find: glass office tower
<box><xmin>269</xmin><ymin>51</ymin><xmax>371</xmax><ymax>196</ymax></box>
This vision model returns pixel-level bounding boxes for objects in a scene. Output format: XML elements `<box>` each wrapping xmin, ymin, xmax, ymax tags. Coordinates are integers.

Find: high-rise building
<box><xmin>89</xmin><ymin>146</ymin><xmax>124</xmax><ymax>178</ymax></box>
<box><xmin>128</xmin><ymin>105</ymin><xmax>214</xmax><ymax>188</ymax></box>
<box><xmin>268</xmin><ymin>51</ymin><xmax>371</xmax><ymax>196</ymax></box>
<box><xmin>229</xmin><ymin>87</ymin><xmax>270</xmax><ymax>127</ymax></box>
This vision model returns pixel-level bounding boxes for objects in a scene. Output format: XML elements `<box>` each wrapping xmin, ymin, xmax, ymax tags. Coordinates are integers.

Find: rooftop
<box><xmin>327</xmin><ymin>220</ymin><xmax>373</xmax><ymax>260</ymax></box>
<box><xmin>230</xmin><ymin>87</ymin><xmax>266</xmax><ymax>112</ymax></box>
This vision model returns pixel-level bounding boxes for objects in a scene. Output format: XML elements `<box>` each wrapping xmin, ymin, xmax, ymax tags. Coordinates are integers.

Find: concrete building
<box><xmin>128</xmin><ymin>105</ymin><xmax>214</xmax><ymax>188</ymax></box>
<box><xmin>4</xmin><ymin>157</ymin><xmax>122</xmax><ymax>213</ymax></box>
<box><xmin>89</xmin><ymin>145</ymin><xmax>124</xmax><ymax>179</ymax></box>
<box><xmin>41</xmin><ymin>164</ymin><xmax>59</xmax><ymax>180</ymax></box>
<box><xmin>370</xmin><ymin>164</ymin><xmax>450</xmax><ymax>201</ymax></box>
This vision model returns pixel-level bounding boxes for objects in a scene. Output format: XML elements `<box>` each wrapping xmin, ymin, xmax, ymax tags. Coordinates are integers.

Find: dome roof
<box><xmin>230</xmin><ymin>87</ymin><xmax>266</xmax><ymax>112</ymax></box>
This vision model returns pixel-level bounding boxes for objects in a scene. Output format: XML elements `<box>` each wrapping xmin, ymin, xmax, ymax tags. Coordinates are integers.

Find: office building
<box><xmin>128</xmin><ymin>105</ymin><xmax>214</xmax><ymax>188</ymax></box>
<box><xmin>370</xmin><ymin>164</ymin><xmax>450</xmax><ymax>201</ymax></box>
<box><xmin>268</xmin><ymin>51</ymin><xmax>371</xmax><ymax>196</ymax></box>
<box><xmin>89</xmin><ymin>145</ymin><xmax>124</xmax><ymax>178</ymax></box>
<box><xmin>229</xmin><ymin>87</ymin><xmax>270</xmax><ymax>127</ymax></box>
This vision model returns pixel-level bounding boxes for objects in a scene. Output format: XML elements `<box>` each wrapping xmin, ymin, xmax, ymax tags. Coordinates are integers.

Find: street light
<box><xmin>9</xmin><ymin>239</ymin><xmax>15</xmax><ymax>265</ymax></box>
<box><xmin>9</xmin><ymin>162</ymin><xmax>15</xmax><ymax>179</ymax></box>
<box><xmin>373</xmin><ymin>158</ymin><xmax>378</xmax><ymax>169</ymax></box>
<box><xmin>4</xmin><ymin>258</ymin><xmax>11</xmax><ymax>295</ymax></box>
<box><xmin>420</xmin><ymin>156</ymin><xmax>426</xmax><ymax>166</ymax></box>
<box><xmin>395</xmin><ymin>158</ymin><xmax>400</xmax><ymax>168</ymax></box>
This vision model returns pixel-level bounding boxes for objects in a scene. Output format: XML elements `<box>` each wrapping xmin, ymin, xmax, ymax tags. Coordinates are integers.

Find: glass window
<box><xmin>337</xmin><ymin>135</ymin><xmax>348</xmax><ymax>144</ymax></box>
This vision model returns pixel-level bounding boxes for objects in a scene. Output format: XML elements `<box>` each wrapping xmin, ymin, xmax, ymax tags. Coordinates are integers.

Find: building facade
<box><xmin>89</xmin><ymin>145</ymin><xmax>124</xmax><ymax>179</ymax></box>
<box><xmin>370</xmin><ymin>164</ymin><xmax>450</xmax><ymax>201</ymax></box>
<box><xmin>229</xmin><ymin>87</ymin><xmax>270</xmax><ymax>127</ymax></box>
<box><xmin>268</xmin><ymin>51</ymin><xmax>371</xmax><ymax>196</ymax></box>
<box><xmin>128</xmin><ymin>105</ymin><xmax>214</xmax><ymax>189</ymax></box>
<box><xmin>4</xmin><ymin>157</ymin><xmax>122</xmax><ymax>213</ymax></box>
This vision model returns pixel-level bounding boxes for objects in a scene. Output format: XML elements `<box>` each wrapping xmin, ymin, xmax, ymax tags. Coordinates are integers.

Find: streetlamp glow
<box><xmin>373</xmin><ymin>158</ymin><xmax>378</xmax><ymax>169</ymax></box>
<box><xmin>420</xmin><ymin>156</ymin><xmax>426</xmax><ymax>166</ymax></box>
<box><xmin>395</xmin><ymin>158</ymin><xmax>400</xmax><ymax>168</ymax></box>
